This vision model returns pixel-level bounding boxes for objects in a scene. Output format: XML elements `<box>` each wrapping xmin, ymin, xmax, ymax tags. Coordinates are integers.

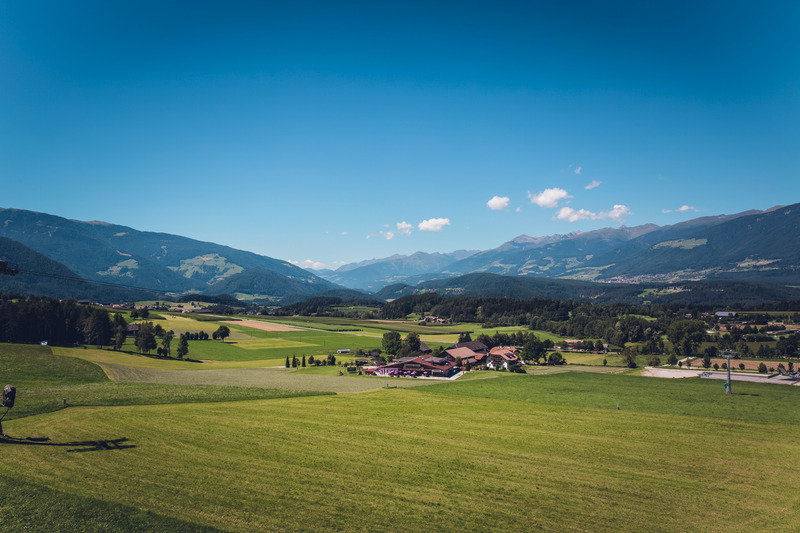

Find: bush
<box><xmin>739</xmin><ymin>363</ymin><xmax>745</xmax><ymax>371</ymax></box>
<box><xmin>620</xmin><ymin>348</ymin><xmax>638</xmax><ymax>369</ymax></box>
<box><xmin>758</xmin><ymin>362</ymin><xmax>768</xmax><ymax>373</ymax></box>
<box><xmin>646</xmin><ymin>355</ymin><xmax>661</xmax><ymax>367</ymax></box>
<box><xmin>713</xmin><ymin>363</ymin><xmax>719</xmax><ymax>371</ymax></box>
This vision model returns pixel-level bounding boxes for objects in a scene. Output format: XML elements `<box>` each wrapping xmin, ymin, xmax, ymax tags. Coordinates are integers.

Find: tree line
<box><xmin>0</xmin><ymin>293</ymin><xmax>118</xmax><ymax>346</ymax></box>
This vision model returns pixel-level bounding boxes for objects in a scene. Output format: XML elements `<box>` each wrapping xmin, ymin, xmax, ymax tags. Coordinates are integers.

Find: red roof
<box><xmin>489</xmin><ymin>346</ymin><xmax>519</xmax><ymax>362</ymax></box>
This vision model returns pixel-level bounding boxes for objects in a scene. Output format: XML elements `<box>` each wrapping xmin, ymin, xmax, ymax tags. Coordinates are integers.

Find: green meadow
<box><xmin>2</xmin><ymin>311</ymin><xmax>800</xmax><ymax>532</ymax></box>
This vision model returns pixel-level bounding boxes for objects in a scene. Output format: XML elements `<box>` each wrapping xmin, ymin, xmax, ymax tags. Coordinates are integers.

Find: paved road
<box><xmin>642</xmin><ymin>367</ymin><xmax>800</xmax><ymax>386</ymax></box>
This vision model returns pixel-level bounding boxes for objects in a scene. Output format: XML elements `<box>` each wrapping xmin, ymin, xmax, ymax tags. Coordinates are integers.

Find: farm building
<box><xmin>125</xmin><ymin>323</ymin><xmax>140</xmax><ymax>338</ymax></box>
<box><xmin>448</xmin><ymin>340</ymin><xmax>489</xmax><ymax>354</ymax></box>
<box><xmin>486</xmin><ymin>346</ymin><xmax>521</xmax><ymax>370</ymax></box>
<box><xmin>371</xmin><ymin>355</ymin><xmax>459</xmax><ymax>378</ymax></box>
<box><xmin>443</xmin><ymin>346</ymin><xmax>485</xmax><ymax>366</ymax></box>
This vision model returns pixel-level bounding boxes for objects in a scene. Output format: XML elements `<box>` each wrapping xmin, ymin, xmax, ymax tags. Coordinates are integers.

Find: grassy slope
<box><xmin>0</xmin><ymin>475</ymin><xmax>221</xmax><ymax>532</ymax></box>
<box><xmin>1</xmin><ymin>371</ymin><xmax>798</xmax><ymax>531</ymax></box>
<box><xmin>4</xmin><ymin>336</ymin><xmax>800</xmax><ymax>532</ymax></box>
<box><xmin>1</xmin><ymin>388</ymin><xmax>798</xmax><ymax>532</ymax></box>
<box><xmin>420</xmin><ymin>372</ymin><xmax>800</xmax><ymax>425</ymax></box>
<box><xmin>1</xmin><ymin>344</ymin><xmax>332</xmax><ymax>422</ymax></box>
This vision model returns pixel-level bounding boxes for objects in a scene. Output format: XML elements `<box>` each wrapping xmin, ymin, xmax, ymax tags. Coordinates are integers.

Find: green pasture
<box><xmin>142</xmin><ymin>315</ymin><xmax>230</xmax><ymax>335</ymax></box>
<box><xmin>3</xmin><ymin>343</ymin><xmax>800</xmax><ymax>531</ymax></box>
<box><xmin>51</xmin><ymin>346</ymin><xmax>281</xmax><ymax>370</ymax></box>
<box><xmin>2</xmin><ymin>376</ymin><xmax>798</xmax><ymax>531</ymax></box>
<box><xmin>422</xmin><ymin>372</ymin><xmax>800</xmax><ymax>424</ymax></box>
<box><xmin>97</xmin><ymin>363</ymin><xmax>429</xmax><ymax>393</ymax></box>
<box><xmin>556</xmin><ymin>350</ymin><xmax>620</xmax><ymax>366</ymax></box>
<box><xmin>0</xmin><ymin>344</ymin><xmax>331</xmax><ymax>422</ymax></box>
<box><xmin>240</xmin><ymin>316</ymin><xmax>563</xmax><ymax>348</ymax></box>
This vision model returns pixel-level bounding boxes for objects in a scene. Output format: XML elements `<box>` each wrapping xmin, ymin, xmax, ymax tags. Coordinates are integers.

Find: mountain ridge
<box><xmin>0</xmin><ymin>207</ymin><xmax>339</xmax><ymax>299</ymax></box>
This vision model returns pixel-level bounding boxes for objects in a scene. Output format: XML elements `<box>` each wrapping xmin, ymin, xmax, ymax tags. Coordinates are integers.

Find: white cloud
<box><xmin>529</xmin><ymin>188</ymin><xmax>571</xmax><ymax>208</ymax></box>
<box><xmin>574</xmin><ymin>166</ymin><xmax>582</xmax><ymax>175</ymax></box>
<box><xmin>487</xmin><ymin>195</ymin><xmax>510</xmax><ymax>211</ymax></box>
<box><xmin>396</xmin><ymin>221</ymin><xmax>412</xmax><ymax>235</ymax></box>
<box><xmin>289</xmin><ymin>259</ymin><xmax>327</xmax><ymax>270</ymax></box>
<box><xmin>555</xmin><ymin>207</ymin><xmax>598</xmax><ymax>222</ymax></box>
<box><xmin>379</xmin><ymin>230</ymin><xmax>395</xmax><ymax>240</ymax></box>
<box><xmin>341</xmin><ymin>231</ymin><xmax>348</xmax><ymax>235</ymax></box>
<box><xmin>602</xmin><ymin>204</ymin><xmax>632</xmax><ymax>221</ymax></box>
<box><xmin>585</xmin><ymin>180</ymin><xmax>601</xmax><ymax>190</ymax></box>
<box><xmin>418</xmin><ymin>218</ymin><xmax>451</xmax><ymax>232</ymax></box>
<box><xmin>663</xmin><ymin>205</ymin><xmax>698</xmax><ymax>214</ymax></box>
<box><xmin>554</xmin><ymin>204</ymin><xmax>632</xmax><ymax>223</ymax></box>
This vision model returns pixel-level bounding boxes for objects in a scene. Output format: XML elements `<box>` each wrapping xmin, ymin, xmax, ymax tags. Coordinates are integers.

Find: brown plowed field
<box><xmin>222</xmin><ymin>319</ymin><xmax>303</xmax><ymax>332</ymax></box>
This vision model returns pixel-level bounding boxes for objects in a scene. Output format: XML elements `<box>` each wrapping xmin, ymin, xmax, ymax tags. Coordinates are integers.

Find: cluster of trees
<box><xmin>0</xmin><ymin>293</ymin><xmax>122</xmax><ymax>346</ymax></box>
<box><xmin>132</xmin><ymin>322</ymin><xmax>177</xmax><ymax>357</ymax></box>
<box><xmin>380</xmin><ymin>331</ymin><xmax>426</xmax><ymax>360</ymax></box>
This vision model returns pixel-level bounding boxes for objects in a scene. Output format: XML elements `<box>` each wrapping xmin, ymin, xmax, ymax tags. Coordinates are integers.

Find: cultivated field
<box><xmin>3</xmin><ymin>312</ymin><xmax>800</xmax><ymax>532</ymax></box>
<box><xmin>3</xmin><ymin>369</ymin><xmax>799</xmax><ymax>531</ymax></box>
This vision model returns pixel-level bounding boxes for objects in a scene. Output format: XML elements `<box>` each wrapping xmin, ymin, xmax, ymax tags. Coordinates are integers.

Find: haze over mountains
<box><xmin>0</xmin><ymin>204</ymin><xmax>798</xmax><ymax>305</ymax></box>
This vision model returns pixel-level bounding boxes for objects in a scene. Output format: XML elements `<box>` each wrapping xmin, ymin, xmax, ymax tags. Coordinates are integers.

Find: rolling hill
<box><xmin>0</xmin><ymin>236</ymin><xmax>153</xmax><ymax>302</ymax></box>
<box><xmin>0</xmin><ymin>208</ymin><xmax>340</xmax><ymax>300</ymax></box>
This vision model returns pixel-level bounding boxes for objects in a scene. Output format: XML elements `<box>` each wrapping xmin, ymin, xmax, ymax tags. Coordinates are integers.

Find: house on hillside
<box><xmin>126</xmin><ymin>323</ymin><xmax>140</xmax><ymax>338</ymax></box>
<box><xmin>486</xmin><ymin>346</ymin><xmax>521</xmax><ymax>370</ymax></box>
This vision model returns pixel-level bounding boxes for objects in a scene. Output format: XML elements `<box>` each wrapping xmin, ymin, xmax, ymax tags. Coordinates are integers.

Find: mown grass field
<box><xmin>1</xmin><ymin>344</ymin><xmax>332</xmax><ymax>422</ymax></box>
<box><xmin>2</xmin><ymin>373</ymin><xmax>799</xmax><ymax>532</ymax></box>
<box><xmin>3</xmin><ymin>310</ymin><xmax>800</xmax><ymax>532</ymax></box>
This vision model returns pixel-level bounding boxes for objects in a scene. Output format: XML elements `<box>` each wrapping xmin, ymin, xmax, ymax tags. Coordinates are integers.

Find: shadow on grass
<box><xmin>0</xmin><ymin>435</ymin><xmax>135</xmax><ymax>452</ymax></box>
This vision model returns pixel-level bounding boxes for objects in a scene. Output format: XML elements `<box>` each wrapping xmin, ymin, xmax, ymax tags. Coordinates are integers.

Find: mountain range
<box><xmin>0</xmin><ymin>208</ymin><xmax>337</xmax><ymax>301</ymax></box>
<box><xmin>315</xmin><ymin>204</ymin><xmax>800</xmax><ymax>289</ymax></box>
<box><xmin>1</xmin><ymin>204</ymin><xmax>799</xmax><ymax>305</ymax></box>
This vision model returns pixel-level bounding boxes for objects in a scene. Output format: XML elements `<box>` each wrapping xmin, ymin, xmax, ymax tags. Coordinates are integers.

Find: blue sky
<box><xmin>2</xmin><ymin>1</ymin><xmax>798</xmax><ymax>270</ymax></box>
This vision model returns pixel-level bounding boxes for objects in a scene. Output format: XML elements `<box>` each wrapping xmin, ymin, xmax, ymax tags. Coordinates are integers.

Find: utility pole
<box><xmin>722</xmin><ymin>350</ymin><xmax>735</xmax><ymax>394</ymax></box>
